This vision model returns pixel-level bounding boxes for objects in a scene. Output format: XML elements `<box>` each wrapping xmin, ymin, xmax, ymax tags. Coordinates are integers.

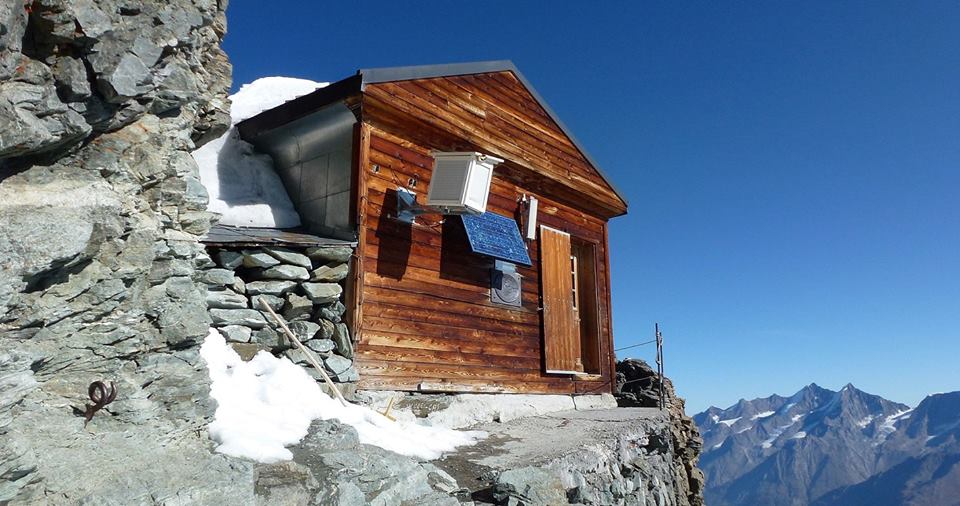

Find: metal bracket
<box><xmin>395</xmin><ymin>189</ymin><xmax>433</xmax><ymax>224</ymax></box>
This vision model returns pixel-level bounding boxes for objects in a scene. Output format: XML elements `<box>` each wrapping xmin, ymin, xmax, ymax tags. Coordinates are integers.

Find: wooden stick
<box><xmin>259</xmin><ymin>300</ymin><xmax>348</xmax><ymax>407</ymax></box>
<box><xmin>381</xmin><ymin>395</ymin><xmax>397</xmax><ymax>421</ymax></box>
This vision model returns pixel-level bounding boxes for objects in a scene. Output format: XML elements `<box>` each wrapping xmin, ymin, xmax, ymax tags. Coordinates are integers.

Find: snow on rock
<box><xmin>751</xmin><ymin>411</ymin><xmax>775</xmax><ymax>420</ymax></box>
<box><xmin>194</xmin><ymin>77</ymin><xmax>328</xmax><ymax>228</ymax></box>
<box><xmin>718</xmin><ymin>417</ymin><xmax>741</xmax><ymax>427</ymax></box>
<box><xmin>200</xmin><ymin>330</ymin><xmax>483</xmax><ymax>463</ymax></box>
<box><xmin>874</xmin><ymin>408</ymin><xmax>913</xmax><ymax>445</ymax></box>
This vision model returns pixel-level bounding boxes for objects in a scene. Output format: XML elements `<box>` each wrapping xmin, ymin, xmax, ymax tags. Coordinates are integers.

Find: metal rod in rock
<box><xmin>656</xmin><ymin>322</ymin><xmax>665</xmax><ymax>411</ymax></box>
<box><xmin>259</xmin><ymin>299</ymin><xmax>348</xmax><ymax>407</ymax></box>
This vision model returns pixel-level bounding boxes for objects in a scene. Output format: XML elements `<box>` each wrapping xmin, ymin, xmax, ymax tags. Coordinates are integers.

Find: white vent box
<box><xmin>426</xmin><ymin>152</ymin><xmax>503</xmax><ymax>214</ymax></box>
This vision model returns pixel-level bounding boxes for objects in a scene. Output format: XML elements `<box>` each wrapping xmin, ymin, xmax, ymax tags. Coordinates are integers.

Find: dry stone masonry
<box><xmin>202</xmin><ymin>244</ymin><xmax>358</xmax><ymax>391</ymax></box>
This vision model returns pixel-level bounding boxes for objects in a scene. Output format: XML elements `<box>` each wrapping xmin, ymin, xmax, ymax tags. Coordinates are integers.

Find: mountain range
<box><xmin>694</xmin><ymin>384</ymin><xmax>960</xmax><ymax>506</ymax></box>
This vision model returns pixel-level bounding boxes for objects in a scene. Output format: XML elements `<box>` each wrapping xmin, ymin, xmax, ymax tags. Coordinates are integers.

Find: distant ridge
<box><xmin>695</xmin><ymin>386</ymin><xmax>960</xmax><ymax>506</ymax></box>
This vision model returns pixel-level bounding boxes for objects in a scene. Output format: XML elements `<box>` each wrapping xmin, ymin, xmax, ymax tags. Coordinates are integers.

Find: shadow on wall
<box><xmin>374</xmin><ymin>189</ymin><xmax>412</xmax><ymax>280</ymax></box>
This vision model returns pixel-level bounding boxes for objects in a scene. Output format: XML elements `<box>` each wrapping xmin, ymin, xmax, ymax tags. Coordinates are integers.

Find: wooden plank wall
<box><xmin>362</xmin><ymin>71</ymin><xmax>627</xmax><ymax>219</ymax></box>
<box><xmin>353</xmin><ymin>71</ymin><xmax>620</xmax><ymax>394</ymax></box>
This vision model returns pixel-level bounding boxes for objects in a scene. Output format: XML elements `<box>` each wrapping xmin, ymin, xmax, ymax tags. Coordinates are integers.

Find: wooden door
<box><xmin>540</xmin><ymin>226</ymin><xmax>580</xmax><ymax>374</ymax></box>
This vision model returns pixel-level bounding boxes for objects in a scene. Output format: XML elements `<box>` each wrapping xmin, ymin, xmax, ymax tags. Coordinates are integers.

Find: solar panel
<box><xmin>460</xmin><ymin>213</ymin><xmax>532</xmax><ymax>266</ymax></box>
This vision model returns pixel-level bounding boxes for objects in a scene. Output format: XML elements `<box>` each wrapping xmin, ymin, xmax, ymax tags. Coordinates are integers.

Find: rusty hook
<box><xmin>84</xmin><ymin>381</ymin><xmax>117</xmax><ymax>426</ymax></box>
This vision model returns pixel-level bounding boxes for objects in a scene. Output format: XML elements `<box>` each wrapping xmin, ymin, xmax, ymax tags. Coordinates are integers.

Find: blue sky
<box><xmin>225</xmin><ymin>1</ymin><xmax>960</xmax><ymax>412</ymax></box>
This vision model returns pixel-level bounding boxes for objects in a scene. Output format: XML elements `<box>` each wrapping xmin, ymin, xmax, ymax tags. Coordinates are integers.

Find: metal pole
<box><xmin>656</xmin><ymin>323</ymin><xmax>664</xmax><ymax>410</ymax></box>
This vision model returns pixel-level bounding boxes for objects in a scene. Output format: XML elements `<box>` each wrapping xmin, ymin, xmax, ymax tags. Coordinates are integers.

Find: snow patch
<box><xmin>713</xmin><ymin>439</ymin><xmax>726</xmax><ymax>449</ymax></box>
<box><xmin>792</xmin><ymin>431</ymin><xmax>807</xmax><ymax>439</ymax></box>
<box><xmin>751</xmin><ymin>411</ymin><xmax>775</xmax><ymax>420</ymax></box>
<box><xmin>736</xmin><ymin>425</ymin><xmax>753</xmax><ymax>434</ymax></box>
<box><xmin>194</xmin><ymin>77</ymin><xmax>328</xmax><ymax>228</ymax></box>
<box><xmin>857</xmin><ymin>414</ymin><xmax>877</xmax><ymax>428</ymax></box>
<box><xmin>874</xmin><ymin>408</ymin><xmax>913</xmax><ymax>446</ymax></box>
<box><xmin>710</xmin><ymin>414</ymin><xmax>720</xmax><ymax>423</ymax></box>
<box><xmin>200</xmin><ymin>330</ymin><xmax>483</xmax><ymax>463</ymax></box>
<box><xmin>761</xmin><ymin>421</ymin><xmax>800</xmax><ymax>449</ymax></box>
<box><xmin>718</xmin><ymin>417</ymin><xmax>741</xmax><ymax>427</ymax></box>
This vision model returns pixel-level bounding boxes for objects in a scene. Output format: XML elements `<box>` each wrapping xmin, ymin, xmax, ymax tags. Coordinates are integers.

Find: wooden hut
<box><xmin>236</xmin><ymin>61</ymin><xmax>628</xmax><ymax>395</ymax></box>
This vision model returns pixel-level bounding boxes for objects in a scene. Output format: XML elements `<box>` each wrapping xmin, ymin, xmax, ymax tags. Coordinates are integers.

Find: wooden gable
<box><xmin>360</xmin><ymin>70</ymin><xmax>627</xmax><ymax>219</ymax></box>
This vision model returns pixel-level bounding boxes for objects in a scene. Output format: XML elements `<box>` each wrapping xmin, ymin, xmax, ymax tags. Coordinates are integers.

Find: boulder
<box><xmin>316</xmin><ymin>319</ymin><xmax>335</xmax><ymax>340</ymax></box>
<box><xmin>263</xmin><ymin>247</ymin><xmax>312</xmax><ymax>269</ymax></box>
<box><xmin>301</xmin><ymin>282</ymin><xmax>342</xmax><ymax>304</ymax></box>
<box><xmin>288</xmin><ymin>420</ymin><xmax>461</xmax><ymax>505</ymax></box>
<box><xmin>229</xmin><ymin>275</ymin><xmax>246</xmax><ymax>294</ymax></box>
<box><xmin>246</xmin><ymin>280</ymin><xmax>297</xmax><ymax>296</ymax></box>
<box><xmin>332</xmin><ymin>323</ymin><xmax>353</xmax><ymax>359</ymax></box>
<box><xmin>250</xmin><ymin>294</ymin><xmax>284</xmax><ymax>311</ymax></box>
<box><xmin>288</xmin><ymin>321</ymin><xmax>320</xmax><ymax>342</ymax></box>
<box><xmin>252</xmin><ymin>326</ymin><xmax>288</xmax><ymax>350</ymax></box>
<box><xmin>317</xmin><ymin>301</ymin><xmax>346</xmax><ymax>323</ymax></box>
<box><xmin>324</xmin><ymin>354</ymin><xmax>353</xmax><ymax>377</ymax></box>
<box><xmin>310</xmin><ymin>262</ymin><xmax>349</xmax><ymax>282</ymax></box>
<box><xmin>231</xmin><ymin>343</ymin><xmax>264</xmax><ymax>361</ymax></box>
<box><xmin>209</xmin><ymin>309</ymin><xmax>266</xmax><ymax>329</ymax></box>
<box><xmin>216</xmin><ymin>250</ymin><xmax>243</xmax><ymax>269</ymax></box>
<box><xmin>305</xmin><ymin>245</ymin><xmax>353</xmax><ymax>264</ymax></box>
<box><xmin>242</xmin><ymin>250</ymin><xmax>280</xmax><ymax>268</ymax></box>
<box><xmin>615</xmin><ymin>358</ymin><xmax>661</xmax><ymax>408</ymax></box>
<box><xmin>283</xmin><ymin>348</ymin><xmax>311</xmax><ymax>366</ymax></box>
<box><xmin>256</xmin><ymin>264</ymin><xmax>310</xmax><ymax>281</ymax></box>
<box><xmin>333</xmin><ymin>365</ymin><xmax>359</xmax><ymax>383</ymax></box>
<box><xmin>200</xmin><ymin>268</ymin><xmax>237</xmax><ymax>286</ymax></box>
<box><xmin>219</xmin><ymin>325</ymin><xmax>252</xmax><ymax>343</ymax></box>
<box><xmin>206</xmin><ymin>288</ymin><xmax>248</xmax><ymax>309</ymax></box>
<box><xmin>306</xmin><ymin>339</ymin><xmax>335</xmax><ymax>354</ymax></box>
<box><xmin>282</xmin><ymin>293</ymin><xmax>313</xmax><ymax>321</ymax></box>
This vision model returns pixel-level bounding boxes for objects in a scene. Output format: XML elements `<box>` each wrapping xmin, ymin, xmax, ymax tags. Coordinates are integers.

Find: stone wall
<box><xmin>202</xmin><ymin>244</ymin><xmax>358</xmax><ymax>391</ymax></box>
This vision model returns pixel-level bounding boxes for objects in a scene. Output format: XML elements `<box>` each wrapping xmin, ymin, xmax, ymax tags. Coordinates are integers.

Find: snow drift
<box><xmin>200</xmin><ymin>330</ymin><xmax>484</xmax><ymax>463</ymax></box>
<box><xmin>194</xmin><ymin>77</ymin><xmax>327</xmax><ymax>228</ymax></box>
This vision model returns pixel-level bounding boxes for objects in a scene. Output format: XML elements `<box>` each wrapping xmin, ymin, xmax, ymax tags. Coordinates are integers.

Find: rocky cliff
<box><xmin>615</xmin><ymin>359</ymin><xmax>705</xmax><ymax>506</ymax></box>
<box><xmin>0</xmin><ymin>0</ymin><xmax>244</xmax><ymax>502</ymax></box>
<box><xmin>0</xmin><ymin>2</ymin><xmax>704</xmax><ymax>504</ymax></box>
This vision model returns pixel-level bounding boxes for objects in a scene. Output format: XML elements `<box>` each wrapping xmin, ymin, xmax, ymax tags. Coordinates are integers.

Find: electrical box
<box><xmin>427</xmin><ymin>152</ymin><xmax>503</xmax><ymax>214</ymax></box>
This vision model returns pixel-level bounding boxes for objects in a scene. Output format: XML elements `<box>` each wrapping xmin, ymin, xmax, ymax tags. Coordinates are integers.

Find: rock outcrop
<box><xmin>616</xmin><ymin>359</ymin><xmax>706</xmax><ymax>506</ymax></box>
<box><xmin>0</xmin><ymin>0</ymin><xmax>245</xmax><ymax>503</ymax></box>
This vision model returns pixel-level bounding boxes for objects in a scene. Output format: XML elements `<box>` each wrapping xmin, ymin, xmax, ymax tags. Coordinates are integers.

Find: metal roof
<box><xmin>237</xmin><ymin>60</ymin><xmax>628</xmax><ymax>209</ymax></box>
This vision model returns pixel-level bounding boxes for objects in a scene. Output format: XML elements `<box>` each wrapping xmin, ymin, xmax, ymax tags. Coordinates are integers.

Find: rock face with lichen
<box><xmin>0</xmin><ymin>0</ymin><xmax>247</xmax><ymax>503</ymax></box>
